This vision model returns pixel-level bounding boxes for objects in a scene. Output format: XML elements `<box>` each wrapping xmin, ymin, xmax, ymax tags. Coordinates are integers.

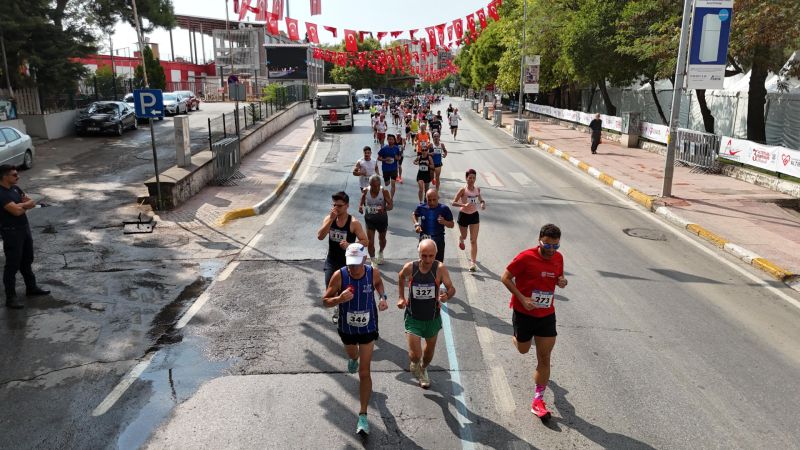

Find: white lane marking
<box><xmin>482</xmin><ymin>171</ymin><xmax>504</xmax><ymax>187</ymax></box>
<box><xmin>217</xmin><ymin>260</ymin><xmax>240</xmax><ymax>282</ymax></box>
<box><xmin>175</xmin><ymin>291</ymin><xmax>211</xmax><ymax>330</ymax></box>
<box><xmin>266</xmin><ymin>140</ymin><xmax>321</xmax><ymax>227</ymax></box>
<box><xmin>509</xmin><ymin>171</ymin><xmax>534</xmax><ymax>186</ymax></box>
<box><xmin>92</xmin><ymin>353</ymin><xmax>156</xmax><ymax>416</ymax></box>
<box><xmin>441</xmin><ymin>303</ymin><xmax>475</xmax><ymax>450</ymax></box>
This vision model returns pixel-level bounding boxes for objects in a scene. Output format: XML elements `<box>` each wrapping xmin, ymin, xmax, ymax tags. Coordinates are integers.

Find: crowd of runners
<box><xmin>319</xmin><ymin>95</ymin><xmax>567</xmax><ymax>436</ymax></box>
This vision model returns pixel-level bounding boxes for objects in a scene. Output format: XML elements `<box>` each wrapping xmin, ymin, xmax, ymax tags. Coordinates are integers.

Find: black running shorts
<box><xmin>339</xmin><ymin>330</ymin><xmax>379</xmax><ymax>345</ymax></box>
<box><xmin>457</xmin><ymin>211</ymin><xmax>480</xmax><ymax>227</ymax></box>
<box><xmin>512</xmin><ymin>311</ymin><xmax>557</xmax><ymax>342</ymax></box>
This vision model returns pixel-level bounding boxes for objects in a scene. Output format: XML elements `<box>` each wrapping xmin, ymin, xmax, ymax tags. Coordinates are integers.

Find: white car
<box><xmin>0</xmin><ymin>126</ymin><xmax>35</xmax><ymax>169</ymax></box>
<box><xmin>162</xmin><ymin>93</ymin><xmax>189</xmax><ymax>115</ymax></box>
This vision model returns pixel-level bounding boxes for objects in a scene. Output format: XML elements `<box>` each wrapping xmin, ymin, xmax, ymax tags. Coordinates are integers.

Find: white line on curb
<box><xmin>92</xmin><ymin>353</ymin><xmax>155</xmax><ymax>416</ymax></box>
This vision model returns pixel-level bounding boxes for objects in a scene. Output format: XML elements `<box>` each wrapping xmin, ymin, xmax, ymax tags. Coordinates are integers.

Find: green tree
<box><xmin>90</xmin><ymin>64</ymin><xmax>126</xmax><ymax>99</ymax></box>
<box><xmin>133</xmin><ymin>46</ymin><xmax>166</xmax><ymax>89</ymax></box>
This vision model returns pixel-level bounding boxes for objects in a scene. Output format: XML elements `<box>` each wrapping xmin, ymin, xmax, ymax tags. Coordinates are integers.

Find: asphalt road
<box><xmin>10</xmin><ymin>98</ymin><xmax>800</xmax><ymax>449</ymax></box>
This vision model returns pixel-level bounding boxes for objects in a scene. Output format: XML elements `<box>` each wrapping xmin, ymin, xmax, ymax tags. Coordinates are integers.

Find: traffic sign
<box><xmin>133</xmin><ymin>89</ymin><xmax>164</xmax><ymax>119</ymax></box>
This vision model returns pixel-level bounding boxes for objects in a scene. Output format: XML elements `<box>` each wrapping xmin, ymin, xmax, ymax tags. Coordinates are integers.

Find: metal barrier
<box><xmin>471</xmin><ymin>100</ymin><xmax>477</xmax><ymax>112</ymax></box>
<box><xmin>493</xmin><ymin>110</ymin><xmax>503</xmax><ymax>127</ymax></box>
<box><xmin>676</xmin><ymin>128</ymin><xmax>720</xmax><ymax>171</ymax></box>
<box><xmin>212</xmin><ymin>137</ymin><xmax>241</xmax><ymax>184</ymax></box>
<box><xmin>513</xmin><ymin>119</ymin><xmax>530</xmax><ymax>143</ymax></box>
<box><xmin>482</xmin><ymin>107</ymin><xmax>489</xmax><ymax>120</ymax></box>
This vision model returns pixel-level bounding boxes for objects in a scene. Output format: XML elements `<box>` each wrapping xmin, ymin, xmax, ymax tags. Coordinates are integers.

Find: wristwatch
<box><xmin>380</xmin><ymin>293</ymin><xmax>388</xmax><ymax>301</ymax></box>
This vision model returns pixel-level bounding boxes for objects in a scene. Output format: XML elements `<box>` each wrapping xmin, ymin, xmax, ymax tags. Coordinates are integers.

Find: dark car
<box><xmin>175</xmin><ymin>90</ymin><xmax>200</xmax><ymax>111</ymax></box>
<box><xmin>74</xmin><ymin>101</ymin><xmax>137</xmax><ymax>136</ymax></box>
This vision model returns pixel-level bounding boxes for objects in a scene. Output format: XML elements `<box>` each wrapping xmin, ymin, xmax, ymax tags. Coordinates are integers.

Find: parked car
<box><xmin>0</xmin><ymin>126</ymin><xmax>35</xmax><ymax>169</ymax></box>
<box><xmin>174</xmin><ymin>90</ymin><xmax>200</xmax><ymax>111</ymax></box>
<box><xmin>163</xmin><ymin>92</ymin><xmax>189</xmax><ymax>115</ymax></box>
<box><xmin>373</xmin><ymin>94</ymin><xmax>386</xmax><ymax>106</ymax></box>
<box><xmin>74</xmin><ymin>101</ymin><xmax>137</xmax><ymax>136</ymax></box>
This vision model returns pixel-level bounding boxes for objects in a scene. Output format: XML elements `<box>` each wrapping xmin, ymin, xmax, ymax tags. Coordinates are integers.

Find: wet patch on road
<box><xmin>623</xmin><ymin>228</ymin><xmax>668</xmax><ymax>241</ymax></box>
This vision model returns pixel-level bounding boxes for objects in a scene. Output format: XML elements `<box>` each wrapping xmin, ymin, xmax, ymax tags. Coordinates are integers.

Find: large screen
<box><xmin>266</xmin><ymin>46</ymin><xmax>308</xmax><ymax>80</ymax></box>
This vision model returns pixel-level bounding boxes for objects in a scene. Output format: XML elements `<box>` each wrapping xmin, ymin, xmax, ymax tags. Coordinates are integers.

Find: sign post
<box><xmin>686</xmin><ymin>0</ymin><xmax>734</xmax><ymax>89</ymax></box>
<box><xmin>133</xmin><ymin>89</ymin><xmax>165</xmax><ymax>209</ymax></box>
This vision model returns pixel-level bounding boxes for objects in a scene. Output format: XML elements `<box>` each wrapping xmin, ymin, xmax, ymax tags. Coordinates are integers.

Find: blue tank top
<box><xmin>431</xmin><ymin>143</ymin><xmax>444</xmax><ymax>165</ymax></box>
<box><xmin>338</xmin><ymin>266</ymin><xmax>378</xmax><ymax>334</ymax></box>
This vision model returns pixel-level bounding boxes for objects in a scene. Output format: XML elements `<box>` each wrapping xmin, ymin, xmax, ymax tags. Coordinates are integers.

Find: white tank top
<box><xmin>460</xmin><ymin>185</ymin><xmax>480</xmax><ymax>214</ymax></box>
<box><xmin>364</xmin><ymin>189</ymin><xmax>386</xmax><ymax>215</ymax></box>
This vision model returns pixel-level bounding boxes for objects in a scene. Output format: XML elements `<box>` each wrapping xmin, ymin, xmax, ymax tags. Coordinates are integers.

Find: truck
<box><xmin>315</xmin><ymin>84</ymin><xmax>354</xmax><ymax>131</ymax></box>
<box><xmin>355</xmin><ymin>88</ymin><xmax>374</xmax><ymax>112</ymax></box>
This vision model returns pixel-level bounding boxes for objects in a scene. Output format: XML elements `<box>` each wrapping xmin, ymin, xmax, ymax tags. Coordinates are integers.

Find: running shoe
<box><xmin>410</xmin><ymin>361</ymin><xmax>420</xmax><ymax>378</ymax></box>
<box><xmin>469</xmin><ymin>262</ymin><xmax>477</xmax><ymax>272</ymax></box>
<box><xmin>458</xmin><ymin>239</ymin><xmax>465</xmax><ymax>251</ymax></box>
<box><xmin>431</xmin><ymin>179</ymin><xmax>437</xmax><ymax>186</ymax></box>
<box><xmin>356</xmin><ymin>414</ymin><xmax>369</xmax><ymax>435</ymax></box>
<box><xmin>348</xmin><ymin>358</ymin><xmax>359</xmax><ymax>374</ymax></box>
<box><xmin>376</xmin><ymin>251</ymin><xmax>384</xmax><ymax>265</ymax></box>
<box><xmin>531</xmin><ymin>398</ymin><xmax>552</xmax><ymax>421</ymax></box>
<box><xmin>418</xmin><ymin>366</ymin><xmax>431</xmax><ymax>389</ymax></box>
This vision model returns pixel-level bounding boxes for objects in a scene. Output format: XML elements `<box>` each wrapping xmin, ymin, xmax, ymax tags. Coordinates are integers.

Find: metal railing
<box><xmin>212</xmin><ymin>137</ymin><xmax>241</xmax><ymax>184</ymax></box>
<box><xmin>675</xmin><ymin>128</ymin><xmax>721</xmax><ymax>171</ymax></box>
<box><xmin>513</xmin><ymin>119</ymin><xmax>530</xmax><ymax>143</ymax></box>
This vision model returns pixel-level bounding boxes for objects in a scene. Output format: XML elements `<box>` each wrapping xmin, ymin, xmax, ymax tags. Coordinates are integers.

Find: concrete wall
<box><xmin>145</xmin><ymin>101</ymin><xmax>313</xmax><ymax>210</ymax></box>
<box><xmin>19</xmin><ymin>110</ymin><xmax>78</xmax><ymax>140</ymax></box>
<box><xmin>2</xmin><ymin>119</ymin><xmax>27</xmax><ymax>134</ymax></box>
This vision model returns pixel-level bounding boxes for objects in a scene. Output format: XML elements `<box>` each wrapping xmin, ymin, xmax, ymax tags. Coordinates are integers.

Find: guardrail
<box><xmin>676</xmin><ymin>128</ymin><xmax>720</xmax><ymax>171</ymax></box>
<box><xmin>212</xmin><ymin>137</ymin><xmax>241</xmax><ymax>184</ymax></box>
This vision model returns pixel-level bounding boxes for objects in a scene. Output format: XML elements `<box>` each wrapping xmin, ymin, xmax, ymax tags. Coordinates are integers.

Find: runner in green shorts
<box><xmin>397</xmin><ymin>239</ymin><xmax>455</xmax><ymax>388</ymax></box>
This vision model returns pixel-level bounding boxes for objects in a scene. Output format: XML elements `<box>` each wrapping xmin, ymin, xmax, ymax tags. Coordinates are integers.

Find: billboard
<box><xmin>523</xmin><ymin>55</ymin><xmax>540</xmax><ymax>94</ymax></box>
<box><xmin>686</xmin><ymin>1</ymin><xmax>734</xmax><ymax>89</ymax></box>
<box><xmin>265</xmin><ymin>45</ymin><xmax>309</xmax><ymax>80</ymax></box>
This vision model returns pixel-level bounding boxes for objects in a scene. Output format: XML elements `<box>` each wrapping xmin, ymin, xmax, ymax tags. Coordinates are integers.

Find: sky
<box><xmin>109</xmin><ymin>0</ymin><xmax>492</xmax><ymax>62</ymax></box>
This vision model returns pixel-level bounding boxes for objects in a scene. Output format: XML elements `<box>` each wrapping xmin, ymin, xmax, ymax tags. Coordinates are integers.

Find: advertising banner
<box><xmin>718</xmin><ymin>136</ymin><xmax>800</xmax><ymax>177</ymax></box>
<box><xmin>523</xmin><ymin>55</ymin><xmax>540</xmax><ymax>94</ymax></box>
<box><xmin>686</xmin><ymin>0</ymin><xmax>734</xmax><ymax>89</ymax></box>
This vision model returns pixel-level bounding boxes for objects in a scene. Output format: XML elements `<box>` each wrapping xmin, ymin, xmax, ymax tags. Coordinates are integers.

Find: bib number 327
<box><xmin>531</xmin><ymin>290</ymin><xmax>554</xmax><ymax>308</ymax></box>
<box><xmin>346</xmin><ymin>311</ymin><xmax>370</xmax><ymax>327</ymax></box>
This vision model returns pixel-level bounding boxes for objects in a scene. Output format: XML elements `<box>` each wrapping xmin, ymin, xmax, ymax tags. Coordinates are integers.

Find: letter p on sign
<box><xmin>133</xmin><ymin>89</ymin><xmax>164</xmax><ymax>119</ymax></box>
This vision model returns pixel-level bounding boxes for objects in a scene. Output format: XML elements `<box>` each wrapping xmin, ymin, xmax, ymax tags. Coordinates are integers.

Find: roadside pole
<box><xmin>662</xmin><ymin>0</ymin><xmax>693</xmax><ymax>198</ymax></box>
<box><xmin>516</xmin><ymin>0</ymin><xmax>527</xmax><ymax>118</ymax></box>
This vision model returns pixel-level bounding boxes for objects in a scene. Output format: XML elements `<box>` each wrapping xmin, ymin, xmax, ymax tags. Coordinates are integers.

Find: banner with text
<box><xmin>686</xmin><ymin>0</ymin><xmax>734</xmax><ymax>89</ymax></box>
<box><xmin>523</xmin><ymin>56</ymin><xmax>540</xmax><ymax>94</ymax></box>
<box><xmin>719</xmin><ymin>136</ymin><xmax>800</xmax><ymax>178</ymax></box>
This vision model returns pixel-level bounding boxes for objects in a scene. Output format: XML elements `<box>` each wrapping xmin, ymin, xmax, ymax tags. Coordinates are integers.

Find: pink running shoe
<box><xmin>531</xmin><ymin>398</ymin><xmax>551</xmax><ymax>421</ymax></box>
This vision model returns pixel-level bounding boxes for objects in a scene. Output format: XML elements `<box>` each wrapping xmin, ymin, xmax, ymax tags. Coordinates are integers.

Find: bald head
<box><xmin>418</xmin><ymin>238</ymin><xmax>438</xmax><ymax>254</ymax></box>
<box><xmin>425</xmin><ymin>188</ymin><xmax>439</xmax><ymax>207</ymax></box>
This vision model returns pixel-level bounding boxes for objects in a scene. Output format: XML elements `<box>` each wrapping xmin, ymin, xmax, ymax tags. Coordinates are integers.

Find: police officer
<box><xmin>0</xmin><ymin>165</ymin><xmax>49</xmax><ymax>309</ymax></box>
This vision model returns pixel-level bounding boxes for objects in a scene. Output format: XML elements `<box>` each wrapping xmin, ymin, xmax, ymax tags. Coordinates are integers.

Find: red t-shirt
<box><xmin>506</xmin><ymin>247</ymin><xmax>564</xmax><ymax>318</ymax></box>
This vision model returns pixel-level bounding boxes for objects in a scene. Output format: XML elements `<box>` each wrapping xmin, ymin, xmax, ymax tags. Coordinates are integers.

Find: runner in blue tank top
<box><xmin>323</xmin><ymin>243</ymin><xmax>388</xmax><ymax>436</ymax></box>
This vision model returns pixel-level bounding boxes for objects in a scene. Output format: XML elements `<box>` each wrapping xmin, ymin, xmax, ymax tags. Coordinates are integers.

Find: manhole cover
<box><xmin>131</xmin><ymin>234</ymin><xmax>189</xmax><ymax>248</ymax></box>
<box><xmin>623</xmin><ymin>228</ymin><xmax>667</xmax><ymax>241</ymax></box>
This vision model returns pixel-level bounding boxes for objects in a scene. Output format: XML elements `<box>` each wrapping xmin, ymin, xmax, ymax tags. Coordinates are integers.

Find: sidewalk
<box><xmin>157</xmin><ymin>115</ymin><xmax>315</xmax><ymax>229</ymax></box>
<box><xmin>495</xmin><ymin>111</ymin><xmax>800</xmax><ymax>282</ymax></box>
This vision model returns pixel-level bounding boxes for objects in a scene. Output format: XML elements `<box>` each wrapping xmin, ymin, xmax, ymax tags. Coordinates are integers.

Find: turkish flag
<box><xmin>495</xmin><ymin>0</ymin><xmax>502</xmax><ymax>6</ymax></box>
<box><xmin>488</xmin><ymin>1</ymin><xmax>500</xmax><ymax>21</ymax></box>
<box><xmin>420</xmin><ymin>39</ymin><xmax>427</xmax><ymax>55</ymax></box>
<box><xmin>330</xmin><ymin>109</ymin><xmax>338</xmax><ymax>123</ymax></box>
<box><xmin>476</xmin><ymin>8</ymin><xmax>488</xmax><ymax>28</ymax></box>
<box><xmin>323</xmin><ymin>25</ymin><xmax>337</xmax><ymax>38</ymax></box>
<box><xmin>344</xmin><ymin>29</ymin><xmax>358</xmax><ymax>52</ymax></box>
<box><xmin>238</xmin><ymin>0</ymin><xmax>252</xmax><ymax>20</ymax></box>
<box><xmin>447</xmin><ymin>25</ymin><xmax>453</xmax><ymax>42</ymax></box>
<box><xmin>453</xmin><ymin>18</ymin><xmax>464</xmax><ymax>40</ymax></box>
<box><xmin>409</xmin><ymin>29</ymin><xmax>418</xmax><ymax>41</ymax></box>
<box><xmin>310</xmin><ymin>0</ymin><xmax>322</xmax><ymax>15</ymax></box>
<box><xmin>285</xmin><ymin>17</ymin><xmax>300</xmax><ymax>41</ymax></box>
<box><xmin>233</xmin><ymin>0</ymin><xmax>240</xmax><ymax>13</ymax></box>
<box><xmin>336</xmin><ymin>52</ymin><xmax>346</xmax><ymax>66</ymax></box>
<box><xmin>425</xmin><ymin>27</ymin><xmax>436</xmax><ymax>49</ymax></box>
<box><xmin>391</xmin><ymin>31</ymin><xmax>403</xmax><ymax>39</ymax></box>
<box><xmin>323</xmin><ymin>50</ymin><xmax>333</xmax><ymax>62</ymax></box>
<box><xmin>272</xmin><ymin>0</ymin><xmax>284</xmax><ymax>19</ymax></box>
<box><xmin>466</xmin><ymin>14</ymin><xmax>476</xmax><ymax>34</ymax></box>
<box><xmin>436</xmin><ymin>23</ymin><xmax>446</xmax><ymax>47</ymax></box>
<box><xmin>267</xmin><ymin>13</ymin><xmax>280</xmax><ymax>35</ymax></box>
<box><xmin>377</xmin><ymin>32</ymin><xmax>387</xmax><ymax>41</ymax></box>
<box><xmin>306</xmin><ymin>22</ymin><xmax>319</xmax><ymax>43</ymax></box>
<box><xmin>312</xmin><ymin>47</ymin><xmax>322</xmax><ymax>59</ymax></box>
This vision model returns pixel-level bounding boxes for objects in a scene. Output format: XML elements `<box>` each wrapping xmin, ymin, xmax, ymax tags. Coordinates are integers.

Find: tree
<box><xmin>468</xmin><ymin>23</ymin><xmax>504</xmax><ymax>91</ymax></box>
<box><xmin>133</xmin><ymin>46</ymin><xmax>166</xmax><ymax>89</ymax></box>
<box><xmin>91</xmin><ymin>64</ymin><xmax>126</xmax><ymax>99</ymax></box>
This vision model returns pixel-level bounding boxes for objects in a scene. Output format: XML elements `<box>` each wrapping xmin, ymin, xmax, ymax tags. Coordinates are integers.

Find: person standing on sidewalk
<box><xmin>318</xmin><ymin>191</ymin><xmax>369</xmax><ymax>324</ymax></box>
<box><xmin>501</xmin><ymin>224</ymin><xmax>568</xmax><ymax>421</ymax></box>
<box><xmin>323</xmin><ymin>243</ymin><xmax>389</xmax><ymax>435</ymax></box>
<box><xmin>589</xmin><ymin>113</ymin><xmax>602</xmax><ymax>154</ymax></box>
<box><xmin>0</xmin><ymin>165</ymin><xmax>50</xmax><ymax>309</ymax></box>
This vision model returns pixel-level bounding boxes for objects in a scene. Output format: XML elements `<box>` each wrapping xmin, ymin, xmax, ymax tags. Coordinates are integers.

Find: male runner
<box><xmin>416</xmin><ymin>123</ymin><xmax>431</xmax><ymax>152</ymax></box>
<box><xmin>358</xmin><ymin>175</ymin><xmax>393</xmax><ymax>265</ymax></box>
<box><xmin>323</xmin><ymin>243</ymin><xmax>389</xmax><ymax>435</ymax></box>
<box><xmin>500</xmin><ymin>224</ymin><xmax>568</xmax><ymax>421</ymax></box>
<box><xmin>353</xmin><ymin>146</ymin><xmax>380</xmax><ymax>192</ymax></box>
<box><xmin>448</xmin><ymin>108</ymin><xmax>462</xmax><ymax>140</ymax></box>
<box><xmin>411</xmin><ymin>189</ymin><xmax>454</xmax><ymax>263</ymax></box>
<box><xmin>429</xmin><ymin>111</ymin><xmax>442</xmax><ymax>136</ymax></box>
<box><xmin>378</xmin><ymin>134</ymin><xmax>402</xmax><ymax>197</ymax></box>
<box><xmin>409</xmin><ymin>115</ymin><xmax>420</xmax><ymax>146</ymax></box>
<box><xmin>317</xmin><ymin>192</ymin><xmax>369</xmax><ymax>323</ymax></box>
<box><xmin>375</xmin><ymin>114</ymin><xmax>388</xmax><ymax>146</ymax></box>
<box><xmin>430</xmin><ymin>132</ymin><xmax>447</xmax><ymax>189</ymax></box>
<box><xmin>397</xmin><ymin>239</ymin><xmax>456</xmax><ymax>389</ymax></box>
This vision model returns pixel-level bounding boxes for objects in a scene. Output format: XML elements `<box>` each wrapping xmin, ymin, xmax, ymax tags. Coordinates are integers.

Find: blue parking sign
<box><xmin>133</xmin><ymin>89</ymin><xmax>164</xmax><ymax>118</ymax></box>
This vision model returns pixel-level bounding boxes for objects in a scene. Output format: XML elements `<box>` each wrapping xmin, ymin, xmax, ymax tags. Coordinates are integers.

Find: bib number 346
<box><xmin>346</xmin><ymin>311</ymin><xmax>370</xmax><ymax>327</ymax></box>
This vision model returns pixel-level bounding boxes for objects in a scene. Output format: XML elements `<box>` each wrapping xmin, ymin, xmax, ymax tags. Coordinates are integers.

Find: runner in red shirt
<box><xmin>501</xmin><ymin>224</ymin><xmax>568</xmax><ymax>421</ymax></box>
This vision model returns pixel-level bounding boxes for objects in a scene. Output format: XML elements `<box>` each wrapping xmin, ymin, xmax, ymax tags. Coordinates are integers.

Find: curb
<box><xmin>218</xmin><ymin>131</ymin><xmax>316</xmax><ymax>226</ymax></box>
<box><xmin>498</xmin><ymin>125</ymin><xmax>797</xmax><ymax>283</ymax></box>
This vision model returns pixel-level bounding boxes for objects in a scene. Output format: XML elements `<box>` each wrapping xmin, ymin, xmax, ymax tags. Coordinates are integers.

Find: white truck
<box><xmin>315</xmin><ymin>84</ymin><xmax>354</xmax><ymax>131</ymax></box>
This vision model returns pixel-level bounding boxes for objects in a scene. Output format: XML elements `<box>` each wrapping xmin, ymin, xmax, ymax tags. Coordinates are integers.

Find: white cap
<box><xmin>345</xmin><ymin>243</ymin><xmax>368</xmax><ymax>265</ymax></box>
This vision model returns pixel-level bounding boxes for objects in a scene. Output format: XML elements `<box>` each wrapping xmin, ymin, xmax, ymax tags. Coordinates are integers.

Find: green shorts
<box><xmin>404</xmin><ymin>313</ymin><xmax>442</xmax><ymax>339</ymax></box>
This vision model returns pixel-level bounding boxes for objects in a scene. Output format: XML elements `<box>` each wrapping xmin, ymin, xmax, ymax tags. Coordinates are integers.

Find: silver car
<box><xmin>0</xmin><ymin>126</ymin><xmax>35</xmax><ymax>169</ymax></box>
<box><xmin>163</xmin><ymin>92</ymin><xmax>189</xmax><ymax>115</ymax></box>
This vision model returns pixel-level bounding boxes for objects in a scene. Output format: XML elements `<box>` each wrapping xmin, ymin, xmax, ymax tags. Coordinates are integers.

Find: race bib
<box><xmin>418</xmin><ymin>164</ymin><xmax>428</xmax><ymax>172</ymax></box>
<box><xmin>412</xmin><ymin>284</ymin><xmax>436</xmax><ymax>300</ymax></box>
<box><xmin>346</xmin><ymin>311</ymin><xmax>371</xmax><ymax>327</ymax></box>
<box><xmin>329</xmin><ymin>229</ymin><xmax>347</xmax><ymax>242</ymax></box>
<box><xmin>468</xmin><ymin>196</ymin><xmax>479</xmax><ymax>204</ymax></box>
<box><xmin>365</xmin><ymin>205</ymin><xmax>380</xmax><ymax>214</ymax></box>
<box><xmin>433</xmin><ymin>147</ymin><xmax>442</xmax><ymax>155</ymax></box>
<box><xmin>384</xmin><ymin>157</ymin><xmax>395</xmax><ymax>164</ymax></box>
<box><xmin>531</xmin><ymin>290</ymin><xmax>554</xmax><ymax>309</ymax></box>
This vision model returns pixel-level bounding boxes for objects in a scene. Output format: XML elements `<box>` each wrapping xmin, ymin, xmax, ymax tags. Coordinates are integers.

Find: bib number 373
<box><xmin>532</xmin><ymin>290</ymin><xmax>554</xmax><ymax>308</ymax></box>
<box><xmin>346</xmin><ymin>311</ymin><xmax>370</xmax><ymax>327</ymax></box>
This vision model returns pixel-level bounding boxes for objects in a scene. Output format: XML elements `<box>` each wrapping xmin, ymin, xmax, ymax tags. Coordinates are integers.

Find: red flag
<box><xmin>310</xmin><ymin>0</ymin><xmax>322</xmax><ymax>15</ymax></box>
<box><xmin>390</xmin><ymin>31</ymin><xmax>403</xmax><ymax>39</ymax></box>
<box><xmin>312</xmin><ymin>47</ymin><xmax>322</xmax><ymax>59</ymax></box>
<box><xmin>358</xmin><ymin>31</ymin><xmax>369</xmax><ymax>42</ymax></box>
<box><xmin>233</xmin><ymin>0</ymin><xmax>240</xmax><ymax>14</ymax></box>
<box><xmin>488</xmin><ymin>1</ymin><xmax>500</xmax><ymax>21</ymax></box>
<box><xmin>453</xmin><ymin>18</ymin><xmax>464</xmax><ymax>40</ymax></box>
<box><xmin>306</xmin><ymin>22</ymin><xmax>320</xmax><ymax>44</ymax></box>
<box><xmin>466</xmin><ymin>14</ymin><xmax>476</xmax><ymax>34</ymax></box>
<box><xmin>336</xmin><ymin>52</ymin><xmax>347</xmax><ymax>66</ymax></box>
<box><xmin>324</xmin><ymin>50</ymin><xmax>334</xmax><ymax>62</ymax></box>
<box><xmin>255</xmin><ymin>0</ymin><xmax>267</xmax><ymax>21</ymax></box>
<box><xmin>413</xmin><ymin>52</ymin><xmax>419</xmax><ymax>62</ymax></box>
<box><xmin>425</xmin><ymin>27</ymin><xmax>436</xmax><ymax>49</ymax></box>
<box><xmin>377</xmin><ymin>32</ymin><xmax>387</xmax><ymax>41</ymax></box>
<box><xmin>409</xmin><ymin>29</ymin><xmax>418</xmax><ymax>41</ymax></box>
<box><xmin>476</xmin><ymin>8</ymin><xmax>488</xmax><ymax>28</ymax></box>
<box><xmin>436</xmin><ymin>23</ymin><xmax>446</xmax><ymax>47</ymax></box>
<box><xmin>238</xmin><ymin>0</ymin><xmax>253</xmax><ymax>20</ymax></box>
<box><xmin>285</xmin><ymin>17</ymin><xmax>300</xmax><ymax>41</ymax></box>
<box><xmin>267</xmin><ymin>13</ymin><xmax>280</xmax><ymax>35</ymax></box>
<box><xmin>344</xmin><ymin>29</ymin><xmax>358</xmax><ymax>52</ymax></box>
<box><xmin>495</xmin><ymin>0</ymin><xmax>502</xmax><ymax>6</ymax></box>
<box><xmin>272</xmin><ymin>0</ymin><xmax>284</xmax><ymax>19</ymax></box>
<box><xmin>446</xmin><ymin>25</ymin><xmax>453</xmax><ymax>42</ymax></box>
<box><xmin>420</xmin><ymin>39</ymin><xmax>427</xmax><ymax>54</ymax></box>
<box><xmin>323</xmin><ymin>25</ymin><xmax>337</xmax><ymax>38</ymax></box>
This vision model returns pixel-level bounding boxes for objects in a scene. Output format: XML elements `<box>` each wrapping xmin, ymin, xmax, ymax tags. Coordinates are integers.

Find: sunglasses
<box><xmin>539</xmin><ymin>241</ymin><xmax>560</xmax><ymax>250</ymax></box>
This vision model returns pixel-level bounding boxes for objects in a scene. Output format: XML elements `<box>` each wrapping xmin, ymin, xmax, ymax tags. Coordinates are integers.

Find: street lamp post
<box><xmin>517</xmin><ymin>0</ymin><xmax>527</xmax><ymax>118</ymax></box>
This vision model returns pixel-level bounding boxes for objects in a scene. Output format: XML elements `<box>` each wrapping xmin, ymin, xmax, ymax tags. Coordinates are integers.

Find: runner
<box><xmin>323</xmin><ymin>243</ymin><xmax>389</xmax><ymax>435</ymax></box>
<box><xmin>409</xmin><ymin>115</ymin><xmax>420</xmax><ymax>146</ymax></box>
<box><xmin>378</xmin><ymin>134</ymin><xmax>402</xmax><ymax>197</ymax></box>
<box><xmin>394</xmin><ymin>133</ymin><xmax>405</xmax><ymax>184</ymax></box>
<box><xmin>500</xmin><ymin>224</ymin><xmax>568</xmax><ymax>422</ymax></box>
<box><xmin>403</xmin><ymin>115</ymin><xmax>412</xmax><ymax>150</ymax></box>
<box><xmin>353</xmin><ymin>146</ymin><xmax>380</xmax><ymax>192</ymax></box>
<box><xmin>429</xmin><ymin>111</ymin><xmax>442</xmax><ymax>136</ymax></box>
<box><xmin>446</xmin><ymin>103</ymin><xmax>454</xmax><ymax>118</ymax></box>
<box><xmin>430</xmin><ymin>132</ymin><xmax>447</xmax><ymax>189</ymax></box>
<box><xmin>396</xmin><ymin>239</ymin><xmax>456</xmax><ymax>389</ymax></box>
<box><xmin>371</xmin><ymin>112</ymin><xmax>379</xmax><ymax>143</ymax></box>
<box><xmin>451</xmin><ymin>169</ymin><xmax>485</xmax><ymax>272</ymax></box>
<box><xmin>317</xmin><ymin>192</ymin><xmax>369</xmax><ymax>324</ymax></box>
<box><xmin>448</xmin><ymin>108</ymin><xmax>462</xmax><ymax>140</ymax></box>
<box><xmin>416</xmin><ymin>123</ymin><xmax>431</xmax><ymax>152</ymax></box>
<box><xmin>375</xmin><ymin>113</ymin><xmax>388</xmax><ymax>147</ymax></box>
<box><xmin>359</xmin><ymin>175</ymin><xmax>393</xmax><ymax>265</ymax></box>
<box><xmin>413</xmin><ymin>142</ymin><xmax>435</xmax><ymax>203</ymax></box>
<box><xmin>411</xmin><ymin>188</ymin><xmax>454</xmax><ymax>263</ymax></box>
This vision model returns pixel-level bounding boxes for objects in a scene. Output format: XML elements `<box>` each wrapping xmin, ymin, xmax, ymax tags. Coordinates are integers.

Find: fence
<box><xmin>212</xmin><ymin>137</ymin><xmax>241</xmax><ymax>184</ymax></box>
<box><xmin>675</xmin><ymin>128</ymin><xmax>720</xmax><ymax>171</ymax></box>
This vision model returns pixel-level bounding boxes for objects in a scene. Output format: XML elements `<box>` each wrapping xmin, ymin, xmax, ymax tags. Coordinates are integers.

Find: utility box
<box><xmin>174</xmin><ymin>116</ymin><xmax>191</xmax><ymax>167</ymax></box>
<box><xmin>621</xmin><ymin>112</ymin><xmax>642</xmax><ymax>148</ymax></box>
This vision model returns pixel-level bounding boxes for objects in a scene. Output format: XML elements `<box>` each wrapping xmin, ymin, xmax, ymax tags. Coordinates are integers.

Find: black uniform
<box><xmin>0</xmin><ymin>185</ymin><xmax>38</xmax><ymax>298</ymax></box>
<box><xmin>589</xmin><ymin>118</ymin><xmax>602</xmax><ymax>153</ymax></box>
